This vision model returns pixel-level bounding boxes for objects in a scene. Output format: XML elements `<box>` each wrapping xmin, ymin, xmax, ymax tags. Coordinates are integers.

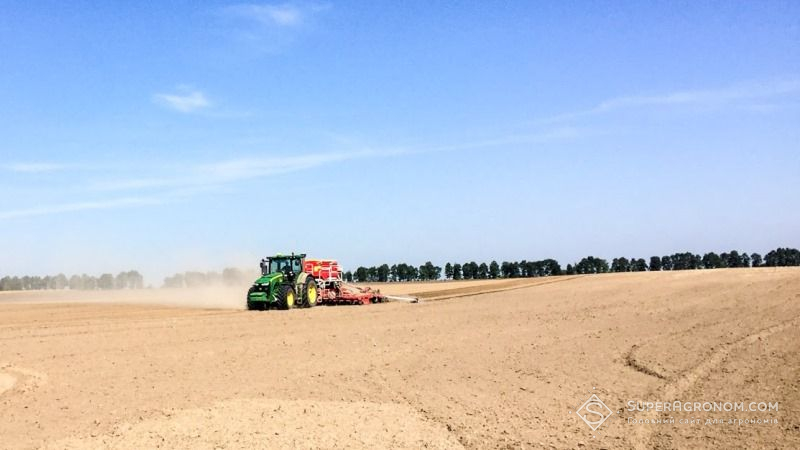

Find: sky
<box><xmin>1</xmin><ymin>1</ymin><xmax>799</xmax><ymax>285</ymax></box>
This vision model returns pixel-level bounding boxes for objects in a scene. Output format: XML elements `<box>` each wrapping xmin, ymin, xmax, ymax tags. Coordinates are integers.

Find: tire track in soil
<box><xmin>629</xmin><ymin>314</ymin><xmax>800</xmax><ymax>450</ymax></box>
<box><xmin>414</xmin><ymin>275</ymin><xmax>582</xmax><ymax>302</ymax></box>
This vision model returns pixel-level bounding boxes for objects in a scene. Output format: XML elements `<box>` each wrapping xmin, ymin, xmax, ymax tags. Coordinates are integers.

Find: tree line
<box><xmin>567</xmin><ymin>248</ymin><xmax>800</xmax><ymax>274</ymax></box>
<box><xmin>0</xmin><ymin>271</ymin><xmax>144</xmax><ymax>291</ymax></box>
<box><xmin>348</xmin><ymin>258</ymin><xmax>562</xmax><ymax>282</ymax></box>
<box><xmin>347</xmin><ymin>247</ymin><xmax>799</xmax><ymax>282</ymax></box>
<box><xmin>2</xmin><ymin>247</ymin><xmax>797</xmax><ymax>291</ymax></box>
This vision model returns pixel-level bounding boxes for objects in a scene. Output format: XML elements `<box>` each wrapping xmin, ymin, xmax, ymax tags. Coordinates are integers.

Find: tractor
<box><xmin>246</xmin><ymin>253</ymin><xmax>318</xmax><ymax>310</ymax></box>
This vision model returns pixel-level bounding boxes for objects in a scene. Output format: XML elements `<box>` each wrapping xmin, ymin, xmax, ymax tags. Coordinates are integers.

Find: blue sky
<box><xmin>1</xmin><ymin>1</ymin><xmax>798</xmax><ymax>284</ymax></box>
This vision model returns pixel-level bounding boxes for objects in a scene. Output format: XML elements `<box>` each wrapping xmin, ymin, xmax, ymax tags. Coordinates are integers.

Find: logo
<box><xmin>575</xmin><ymin>394</ymin><xmax>614</xmax><ymax>431</ymax></box>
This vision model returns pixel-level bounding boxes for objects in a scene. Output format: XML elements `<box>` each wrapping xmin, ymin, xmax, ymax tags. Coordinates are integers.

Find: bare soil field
<box><xmin>1</xmin><ymin>268</ymin><xmax>798</xmax><ymax>449</ymax></box>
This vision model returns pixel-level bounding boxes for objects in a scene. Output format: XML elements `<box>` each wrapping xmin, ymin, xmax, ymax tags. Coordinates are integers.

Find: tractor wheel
<box><xmin>276</xmin><ymin>284</ymin><xmax>296</xmax><ymax>310</ymax></box>
<box><xmin>246</xmin><ymin>287</ymin><xmax>259</xmax><ymax>310</ymax></box>
<box><xmin>304</xmin><ymin>277</ymin><xmax>318</xmax><ymax>308</ymax></box>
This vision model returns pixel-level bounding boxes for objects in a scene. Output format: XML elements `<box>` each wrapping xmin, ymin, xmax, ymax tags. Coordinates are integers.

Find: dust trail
<box><xmin>0</xmin><ymin>285</ymin><xmax>252</xmax><ymax>310</ymax></box>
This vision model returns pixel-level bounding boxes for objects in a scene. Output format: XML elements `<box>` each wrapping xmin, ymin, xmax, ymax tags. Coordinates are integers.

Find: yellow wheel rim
<box><xmin>287</xmin><ymin>291</ymin><xmax>295</xmax><ymax>308</ymax></box>
<box><xmin>308</xmin><ymin>284</ymin><xmax>317</xmax><ymax>305</ymax></box>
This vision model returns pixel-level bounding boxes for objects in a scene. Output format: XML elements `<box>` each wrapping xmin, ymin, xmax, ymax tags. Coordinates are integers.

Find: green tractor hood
<box><xmin>253</xmin><ymin>272</ymin><xmax>283</xmax><ymax>286</ymax></box>
<box><xmin>247</xmin><ymin>272</ymin><xmax>284</xmax><ymax>303</ymax></box>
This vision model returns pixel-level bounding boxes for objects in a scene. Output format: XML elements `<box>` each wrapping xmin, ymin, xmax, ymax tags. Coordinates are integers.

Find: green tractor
<box><xmin>246</xmin><ymin>253</ymin><xmax>318</xmax><ymax>310</ymax></box>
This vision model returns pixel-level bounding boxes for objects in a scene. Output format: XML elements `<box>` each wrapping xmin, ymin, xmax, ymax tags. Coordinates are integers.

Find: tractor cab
<box><xmin>261</xmin><ymin>253</ymin><xmax>306</xmax><ymax>281</ymax></box>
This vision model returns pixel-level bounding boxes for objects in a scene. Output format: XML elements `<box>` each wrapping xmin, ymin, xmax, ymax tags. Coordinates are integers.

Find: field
<box><xmin>1</xmin><ymin>268</ymin><xmax>798</xmax><ymax>449</ymax></box>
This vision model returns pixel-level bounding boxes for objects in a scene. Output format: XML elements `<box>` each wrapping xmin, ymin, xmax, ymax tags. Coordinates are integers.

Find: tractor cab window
<box><xmin>268</xmin><ymin>259</ymin><xmax>291</xmax><ymax>274</ymax></box>
<box><xmin>264</xmin><ymin>257</ymin><xmax>303</xmax><ymax>276</ymax></box>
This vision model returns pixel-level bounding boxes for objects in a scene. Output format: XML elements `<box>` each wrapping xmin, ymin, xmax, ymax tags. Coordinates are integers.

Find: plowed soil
<box><xmin>1</xmin><ymin>268</ymin><xmax>798</xmax><ymax>449</ymax></box>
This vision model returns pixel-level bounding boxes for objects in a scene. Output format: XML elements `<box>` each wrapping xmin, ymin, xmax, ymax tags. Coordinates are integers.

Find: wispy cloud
<box><xmin>0</xmin><ymin>150</ymin><xmax>399</xmax><ymax>220</ymax></box>
<box><xmin>0</xmin><ymin>127</ymin><xmax>584</xmax><ymax>220</ymax></box>
<box><xmin>220</xmin><ymin>2</ymin><xmax>330</xmax><ymax>52</ymax></box>
<box><xmin>228</xmin><ymin>3</ymin><xmax>304</xmax><ymax>27</ymax></box>
<box><xmin>226</xmin><ymin>2</ymin><xmax>330</xmax><ymax>27</ymax></box>
<box><xmin>0</xmin><ymin>197</ymin><xmax>162</xmax><ymax>220</ymax></box>
<box><xmin>1</xmin><ymin>163</ymin><xmax>70</xmax><ymax>173</ymax></box>
<box><xmin>91</xmin><ymin>149</ymin><xmax>403</xmax><ymax>192</ymax></box>
<box><xmin>153</xmin><ymin>88</ymin><xmax>211</xmax><ymax>113</ymax></box>
<box><xmin>545</xmin><ymin>79</ymin><xmax>800</xmax><ymax>123</ymax></box>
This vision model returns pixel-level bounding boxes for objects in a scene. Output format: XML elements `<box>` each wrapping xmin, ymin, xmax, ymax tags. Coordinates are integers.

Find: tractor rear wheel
<box><xmin>304</xmin><ymin>277</ymin><xmax>318</xmax><ymax>308</ymax></box>
<box><xmin>276</xmin><ymin>284</ymin><xmax>295</xmax><ymax>310</ymax></box>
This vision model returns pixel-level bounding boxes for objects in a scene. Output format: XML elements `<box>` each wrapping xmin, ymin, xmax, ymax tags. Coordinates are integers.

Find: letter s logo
<box><xmin>582</xmin><ymin>401</ymin><xmax>607</xmax><ymax>426</ymax></box>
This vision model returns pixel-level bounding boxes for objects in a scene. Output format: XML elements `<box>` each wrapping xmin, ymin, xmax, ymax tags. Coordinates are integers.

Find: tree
<box><xmin>750</xmin><ymin>253</ymin><xmax>762</xmax><ymax>267</ymax></box>
<box><xmin>344</xmin><ymin>271</ymin><xmax>353</xmax><ymax>282</ymax></box>
<box><xmin>477</xmin><ymin>263</ymin><xmax>489</xmax><ymax>279</ymax></box>
<box><xmin>82</xmin><ymin>274</ymin><xmax>97</xmax><ymax>290</ymax></box>
<box><xmin>163</xmin><ymin>273</ymin><xmax>184</xmax><ymax>288</ymax></box>
<box><xmin>575</xmin><ymin>256</ymin><xmax>608</xmax><ymax>274</ymax></box>
<box><xmin>489</xmin><ymin>261</ymin><xmax>499</xmax><ymax>279</ymax></box>
<box><xmin>669</xmin><ymin>252</ymin><xmax>697</xmax><ymax>270</ymax></box>
<box><xmin>739</xmin><ymin>252</ymin><xmax>751</xmax><ymax>268</ymax></box>
<box><xmin>726</xmin><ymin>250</ymin><xmax>741</xmax><ymax>268</ymax></box>
<box><xmin>115</xmin><ymin>272</ymin><xmax>129</xmax><ymax>289</ymax></box>
<box><xmin>632</xmin><ymin>258</ymin><xmax>648</xmax><ymax>272</ymax></box>
<box><xmin>764</xmin><ymin>247</ymin><xmax>800</xmax><ymax>266</ymax></box>
<box><xmin>702</xmin><ymin>252</ymin><xmax>721</xmax><ymax>269</ymax></box>
<box><xmin>566</xmin><ymin>264</ymin><xmax>575</xmax><ymax>275</ymax></box>
<box><xmin>355</xmin><ymin>267</ymin><xmax>369</xmax><ymax>282</ymax></box>
<box><xmin>546</xmin><ymin>259</ymin><xmax>562</xmax><ymax>275</ymax></box>
<box><xmin>611</xmin><ymin>257</ymin><xmax>630</xmax><ymax>273</ymax></box>
<box><xmin>68</xmin><ymin>275</ymin><xmax>83</xmax><ymax>290</ymax></box>
<box><xmin>649</xmin><ymin>256</ymin><xmax>662</xmax><ymax>271</ymax></box>
<box><xmin>418</xmin><ymin>261</ymin><xmax>441</xmax><ymax>281</ymax></box>
<box><xmin>500</xmin><ymin>261</ymin><xmax>522</xmax><ymax>278</ymax></box>
<box><xmin>377</xmin><ymin>264</ymin><xmax>390</xmax><ymax>282</ymax></box>
<box><xmin>452</xmin><ymin>263</ymin><xmax>462</xmax><ymax>280</ymax></box>
<box><xmin>444</xmin><ymin>263</ymin><xmax>453</xmax><ymax>280</ymax></box>
<box><xmin>52</xmin><ymin>273</ymin><xmax>68</xmax><ymax>289</ymax></box>
<box><xmin>661</xmin><ymin>255</ymin><xmax>673</xmax><ymax>270</ymax></box>
<box><xmin>462</xmin><ymin>262</ymin><xmax>473</xmax><ymax>280</ymax></box>
<box><xmin>98</xmin><ymin>273</ymin><xmax>114</xmax><ymax>290</ymax></box>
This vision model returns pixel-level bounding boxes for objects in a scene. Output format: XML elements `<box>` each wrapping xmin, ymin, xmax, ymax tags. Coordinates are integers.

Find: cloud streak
<box><xmin>545</xmin><ymin>79</ymin><xmax>800</xmax><ymax>123</ymax></box>
<box><xmin>228</xmin><ymin>3</ymin><xmax>303</xmax><ymax>26</ymax></box>
<box><xmin>90</xmin><ymin>149</ymin><xmax>404</xmax><ymax>192</ymax></box>
<box><xmin>154</xmin><ymin>89</ymin><xmax>211</xmax><ymax>113</ymax></box>
<box><xmin>0</xmin><ymin>150</ymin><xmax>404</xmax><ymax>220</ymax></box>
<box><xmin>225</xmin><ymin>2</ymin><xmax>329</xmax><ymax>27</ymax></box>
<box><xmin>1</xmin><ymin>163</ymin><xmax>71</xmax><ymax>173</ymax></box>
<box><xmin>0</xmin><ymin>197</ymin><xmax>162</xmax><ymax>220</ymax></box>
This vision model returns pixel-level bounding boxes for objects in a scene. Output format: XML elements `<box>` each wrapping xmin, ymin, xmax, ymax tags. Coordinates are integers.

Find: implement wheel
<box><xmin>276</xmin><ymin>284</ymin><xmax>295</xmax><ymax>310</ymax></box>
<box><xmin>304</xmin><ymin>277</ymin><xmax>318</xmax><ymax>308</ymax></box>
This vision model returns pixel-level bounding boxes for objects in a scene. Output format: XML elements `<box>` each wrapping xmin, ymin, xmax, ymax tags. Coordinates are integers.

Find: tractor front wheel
<box><xmin>246</xmin><ymin>287</ymin><xmax>261</xmax><ymax>310</ymax></box>
<box><xmin>276</xmin><ymin>284</ymin><xmax>296</xmax><ymax>310</ymax></box>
